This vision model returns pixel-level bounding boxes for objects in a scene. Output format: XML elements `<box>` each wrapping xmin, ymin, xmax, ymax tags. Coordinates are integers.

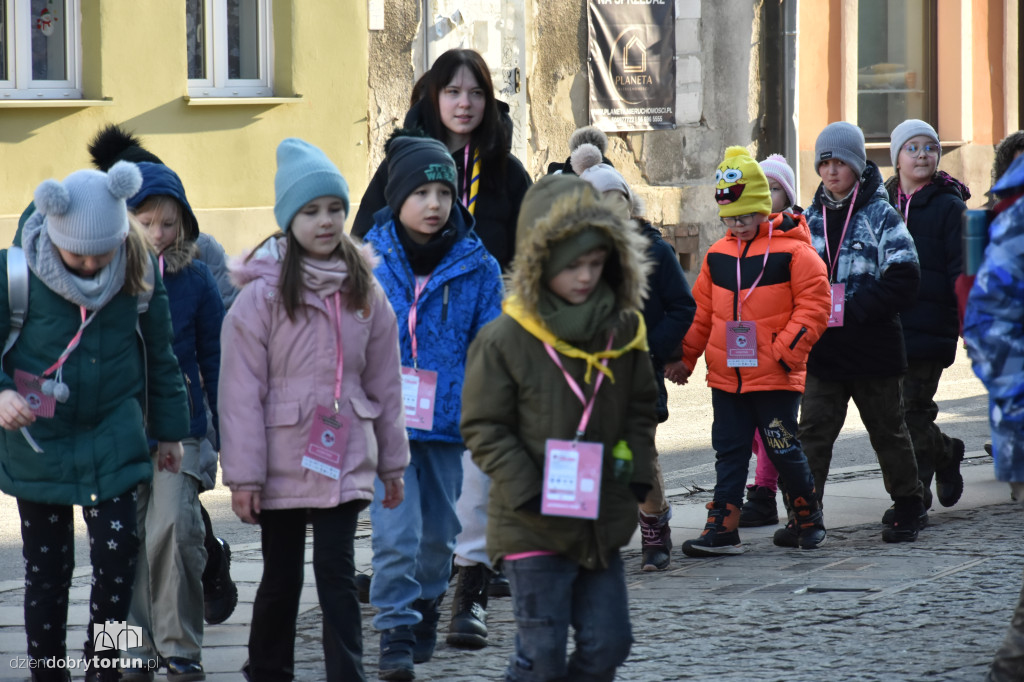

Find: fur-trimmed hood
<box><xmin>508</xmin><ymin>174</ymin><xmax>651</xmax><ymax>319</ymax></box>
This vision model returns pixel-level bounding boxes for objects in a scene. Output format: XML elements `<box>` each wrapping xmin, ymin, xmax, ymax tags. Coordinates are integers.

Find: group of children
<box><xmin>0</xmin><ymin>46</ymin><xmax>977</xmax><ymax>680</ymax></box>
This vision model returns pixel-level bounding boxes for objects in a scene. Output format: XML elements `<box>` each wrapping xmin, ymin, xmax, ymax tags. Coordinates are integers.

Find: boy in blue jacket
<box><xmin>362</xmin><ymin>132</ymin><xmax>504</xmax><ymax>681</ymax></box>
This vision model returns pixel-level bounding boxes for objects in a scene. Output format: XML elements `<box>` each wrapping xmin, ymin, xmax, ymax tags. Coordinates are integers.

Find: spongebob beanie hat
<box><xmin>384</xmin><ymin>136</ymin><xmax>458</xmax><ymax>217</ymax></box>
<box><xmin>274</xmin><ymin>138</ymin><xmax>350</xmax><ymax>231</ymax></box>
<box><xmin>715</xmin><ymin>146</ymin><xmax>772</xmax><ymax>218</ymax></box>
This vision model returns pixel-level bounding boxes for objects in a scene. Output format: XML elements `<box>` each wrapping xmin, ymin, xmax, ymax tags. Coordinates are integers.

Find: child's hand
<box><xmin>155</xmin><ymin>441</ymin><xmax>183</xmax><ymax>473</ymax></box>
<box><xmin>664</xmin><ymin>361</ymin><xmax>692</xmax><ymax>385</ymax></box>
<box><xmin>232</xmin><ymin>490</ymin><xmax>262</xmax><ymax>524</ymax></box>
<box><xmin>382</xmin><ymin>478</ymin><xmax>404</xmax><ymax>509</ymax></box>
<box><xmin>0</xmin><ymin>389</ymin><xmax>35</xmax><ymax>430</ymax></box>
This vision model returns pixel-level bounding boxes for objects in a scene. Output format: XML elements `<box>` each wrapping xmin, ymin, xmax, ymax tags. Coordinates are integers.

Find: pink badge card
<box><xmin>726</xmin><ymin>320</ymin><xmax>758</xmax><ymax>367</ymax></box>
<box><xmin>541</xmin><ymin>439</ymin><xmax>603</xmax><ymax>519</ymax></box>
<box><xmin>401</xmin><ymin>367</ymin><xmax>437</xmax><ymax>431</ymax></box>
<box><xmin>828</xmin><ymin>283</ymin><xmax>846</xmax><ymax>327</ymax></box>
<box><xmin>13</xmin><ymin>369</ymin><xmax>55</xmax><ymax>418</ymax></box>
<box><xmin>302</xmin><ymin>405</ymin><xmax>351</xmax><ymax>480</ymax></box>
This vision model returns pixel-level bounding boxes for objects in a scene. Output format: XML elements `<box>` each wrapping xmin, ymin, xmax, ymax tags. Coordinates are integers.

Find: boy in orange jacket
<box><xmin>666</xmin><ymin>146</ymin><xmax>831</xmax><ymax>555</ymax></box>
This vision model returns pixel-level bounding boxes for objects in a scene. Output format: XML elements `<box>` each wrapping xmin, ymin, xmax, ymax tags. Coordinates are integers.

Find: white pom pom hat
<box><xmin>33</xmin><ymin>160</ymin><xmax>142</xmax><ymax>255</ymax></box>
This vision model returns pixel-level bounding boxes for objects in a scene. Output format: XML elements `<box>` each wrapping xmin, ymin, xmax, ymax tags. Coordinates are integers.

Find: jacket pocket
<box><xmin>350</xmin><ymin>396</ymin><xmax>382</xmax><ymax>420</ymax></box>
<box><xmin>265</xmin><ymin>401</ymin><xmax>301</xmax><ymax>427</ymax></box>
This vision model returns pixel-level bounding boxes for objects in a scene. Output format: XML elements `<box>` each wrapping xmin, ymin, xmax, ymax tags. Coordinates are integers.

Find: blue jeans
<box><xmin>711</xmin><ymin>388</ymin><xmax>816</xmax><ymax>507</ymax></box>
<box><xmin>369</xmin><ymin>440</ymin><xmax>464</xmax><ymax>630</ymax></box>
<box><xmin>503</xmin><ymin>552</ymin><xmax>632</xmax><ymax>682</ymax></box>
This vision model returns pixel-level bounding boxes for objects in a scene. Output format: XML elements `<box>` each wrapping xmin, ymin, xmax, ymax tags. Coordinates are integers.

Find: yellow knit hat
<box><xmin>714</xmin><ymin>146</ymin><xmax>772</xmax><ymax>217</ymax></box>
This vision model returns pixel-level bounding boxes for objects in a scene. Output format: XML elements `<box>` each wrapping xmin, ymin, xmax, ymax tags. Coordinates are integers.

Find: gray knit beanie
<box><xmin>33</xmin><ymin>161</ymin><xmax>142</xmax><ymax>255</ymax></box>
<box><xmin>889</xmin><ymin>119</ymin><xmax>940</xmax><ymax>170</ymax></box>
<box><xmin>814</xmin><ymin>122</ymin><xmax>867</xmax><ymax>178</ymax></box>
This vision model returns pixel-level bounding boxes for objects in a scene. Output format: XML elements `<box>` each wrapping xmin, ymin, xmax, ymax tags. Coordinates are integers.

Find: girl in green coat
<box><xmin>0</xmin><ymin>162</ymin><xmax>189</xmax><ymax>682</ymax></box>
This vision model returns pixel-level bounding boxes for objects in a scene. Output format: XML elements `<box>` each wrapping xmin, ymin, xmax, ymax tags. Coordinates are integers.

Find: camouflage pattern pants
<box><xmin>903</xmin><ymin>360</ymin><xmax>959</xmax><ymax>482</ymax></box>
<box><xmin>799</xmin><ymin>373</ymin><xmax>924</xmax><ymax>502</ymax></box>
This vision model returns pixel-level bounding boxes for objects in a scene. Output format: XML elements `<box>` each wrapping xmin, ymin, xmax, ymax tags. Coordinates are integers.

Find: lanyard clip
<box><xmin>333</xmin><ymin>399</ymin><xmax>340</xmax><ymax>413</ymax></box>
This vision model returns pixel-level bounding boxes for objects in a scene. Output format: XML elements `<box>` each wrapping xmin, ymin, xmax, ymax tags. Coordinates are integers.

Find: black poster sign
<box><xmin>588</xmin><ymin>0</ymin><xmax>676</xmax><ymax>132</ymax></box>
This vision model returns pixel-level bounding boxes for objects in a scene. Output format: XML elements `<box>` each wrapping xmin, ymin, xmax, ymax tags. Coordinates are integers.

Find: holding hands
<box><xmin>664</xmin><ymin>361</ymin><xmax>692</xmax><ymax>386</ymax></box>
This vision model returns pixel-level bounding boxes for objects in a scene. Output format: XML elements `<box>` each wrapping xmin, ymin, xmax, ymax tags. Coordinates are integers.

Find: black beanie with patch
<box><xmin>384</xmin><ymin>136</ymin><xmax>459</xmax><ymax>217</ymax></box>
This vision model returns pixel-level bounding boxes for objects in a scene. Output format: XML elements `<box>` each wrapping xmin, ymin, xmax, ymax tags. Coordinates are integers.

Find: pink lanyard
<box><xmin>407</xmin><ymin>275</ymin><xmax>432</xmax><ymax>367</ymax></box>
<box><xmin>544</xmin><ymin>335</ymin><xmax>615</xmax><ymax>440</ymax></box>
<box><xmin>734</xmin><ymin>223</ymin><xmax>773</xmax><ymax>321</ymax></box>
<box><xmin>158</xmin><ymin>253</ymin><xmax>165</xmax><ymax>277</ymax></box>
<box><xmin>897</xmin><ymin>184</ymin><xmax>925</xmax><ymax>224</ymax></box>
<box><xmin>43</xmin><ymin>306</ymin><xmax>93</xmax><ymax>377</ymax></box>
<box><xmin>329</xmin><ymin>292</ymin><xmax>344</xmax><ymax>411</ymax></box>
<box><xmin>822</xmin><ymin>183</ymin><xmax>860</xmax><ymax>281</ymax></box>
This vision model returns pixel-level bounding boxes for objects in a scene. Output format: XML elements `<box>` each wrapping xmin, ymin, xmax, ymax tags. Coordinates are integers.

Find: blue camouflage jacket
<box><xmin>804</xmin><ymin>162</ymin><xmax>920</xmax><ymax>379</ymax></box>
<box><xmin>363</xmin><ymin>204</ymin><xmax>504</xmax><ymax>443</ymax></box>
<box><xmin>964</xmin><ymin>192</ymin><xmax>1024</xmax><ymax>482</ymax></box>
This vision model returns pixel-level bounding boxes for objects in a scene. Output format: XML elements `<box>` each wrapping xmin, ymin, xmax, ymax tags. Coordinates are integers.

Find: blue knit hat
<box><xmin>127</xmin><ymin>162</ymin><xmax>200</xmax><ymax>241</ymax></box>
<box><xmin>274</xmin><ymin>138</ymin><xmax>350</xmax><ymax>231</ymax></box>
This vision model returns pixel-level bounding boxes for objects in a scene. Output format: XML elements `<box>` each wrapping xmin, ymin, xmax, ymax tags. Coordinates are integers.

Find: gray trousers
<box><xmin>128</xmin><ymin>437</ymin><xmax>207</xmax><ymax>660</ymax></box>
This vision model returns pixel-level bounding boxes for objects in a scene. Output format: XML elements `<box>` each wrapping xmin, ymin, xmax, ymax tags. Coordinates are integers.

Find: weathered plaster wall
<box><xmin>525</xmin><ymin>0</ymin><xmax>768</xmax><ymax>273</ymax></box>
<box><xmin>363</xmin><ymin>0</ymin><xmax>771</xmax><ymax>274</ymax></box>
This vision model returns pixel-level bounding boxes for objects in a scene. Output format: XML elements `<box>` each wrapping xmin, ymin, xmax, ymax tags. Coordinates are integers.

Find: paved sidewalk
<box><xmin>2</xmin><ymin>451</ymin><xmax>1019</xmax><ymax>681</ymax></box>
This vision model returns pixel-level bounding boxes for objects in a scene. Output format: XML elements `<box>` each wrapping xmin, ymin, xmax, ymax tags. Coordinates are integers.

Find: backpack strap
<box><xmin>3</xmin><ymin>246</ymin><xmax>29</xmax><ymax>359</ymax></box>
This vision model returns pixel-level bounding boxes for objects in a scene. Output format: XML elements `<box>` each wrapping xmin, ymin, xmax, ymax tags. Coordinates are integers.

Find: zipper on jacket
<box><xmin>442</xmin><ymin>284</ymin><xmax>450</xmax><ymax>323</ymax></box>
<box><xmin>184</xmin><ymin>373</ymin><xmax>195</xmax><ymax>417</ymax></box>
<box><xmin>789</xmin><ymin>326</ymin><xmax>807</xmax><ymax>350</ymax></box>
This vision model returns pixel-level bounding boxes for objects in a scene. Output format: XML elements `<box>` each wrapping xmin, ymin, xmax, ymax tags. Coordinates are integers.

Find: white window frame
<box><xmin>187</xmin><ymin>0</ymin><xmax>273</xmax><ymax>98</ymax></box>
<box><xmin>0</xmin><ymin>0</ymin><xmax>81</xmax><ymax>100</ymax></box>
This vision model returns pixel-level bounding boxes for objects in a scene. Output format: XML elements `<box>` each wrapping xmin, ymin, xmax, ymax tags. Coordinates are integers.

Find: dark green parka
<box><xmin>0</xmin><ymin>249</ymin><xmax>189</xmax><ymax>506</ymax></box>
<box><xmin>461</xmin><ymin>177</ymin><xmax>658</xmax><ymax>571</ymax></box>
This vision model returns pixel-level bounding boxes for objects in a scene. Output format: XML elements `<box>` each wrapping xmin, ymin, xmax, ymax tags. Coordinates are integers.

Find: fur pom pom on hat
<box><xmin>88</xmin><ymin>124</ymin><xmax>164</xmax><ymax>171</ymax></box>
<box><xmin>571</xmin><ymin>143</ymin><xmax>631</xmax><ymax>200</ymax></box>
<box><xmin>34</xmin><ymin>161</ymin><xmax>142</xmax><ymax>255</ymax></box>
<box><xmin>759</xmin><ymin>154</ymin><xmax>798</xmax><ymax>208</ymax></box>
<box><xmin>715</xmin><ymin>146</ymin><xmax>772</xmax><ymax>217</ymax></box>
<box><xmin>569</xmin><ymin>126</ymin><xmax>609</xmax><ymax>154</ymax></box>
<box><xmin>274</xmin><ymin>138</ymin><xmax>350</xmax><ymax>231</ymax></box>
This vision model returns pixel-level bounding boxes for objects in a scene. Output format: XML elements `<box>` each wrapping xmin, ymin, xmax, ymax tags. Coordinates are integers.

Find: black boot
<box><xmin>31</xmin><ymin>668</ymin><xmax>71</xmax><ymax>682</ymax></box>
<box><xmin>739</xmin><ymin>485</ymin><xmax>779</xmax><ymax>527</ymax></box>
<box><xmin>881</xmin><ymin>496</ymin><xmax>924</xmax><ymax>543</ymax></box>
<box><xmin>378</xmin><ymin>626</ymin><xmax>416</xmax><ymax>681</ymax></box>
<box><xmin>936</xmin><ymin>437</ymin><xmax>966</xmax><ymax>507</ymax></box>
<box><xmin>446</xmin><ymin>564</ymin><xmax>488</xmax><ymax>649</ymax></box>
<box><xmin>203</xmin><ymin>537</ymin><xmax>238</xmax><ymax>625</ymax></box>
<box><xmin>411</xmin><ymin>594</ymin><xmax>444</xmax><ymax>663</ymax></box>
<box><xmin>487</xmin><ymin>570</ymin><xmax>511</xmax><ymax>597</ymax></box>
<box><xmin>791</xmin><ymin>493</ymin><xmax>826</xmax><ymax>549</ymax></box>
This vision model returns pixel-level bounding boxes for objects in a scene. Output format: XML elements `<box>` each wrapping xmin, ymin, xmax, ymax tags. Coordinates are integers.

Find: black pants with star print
<box><xmin>18</xmin><ymin>489</ymin><xmax>140</xmax><ymax>667</ymax></box>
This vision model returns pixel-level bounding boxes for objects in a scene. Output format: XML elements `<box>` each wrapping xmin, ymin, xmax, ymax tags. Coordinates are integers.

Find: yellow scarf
<box><xmin>504</xmin><ymin>295</ymin><xmax>648</xmax><ymax>384</ymax></box>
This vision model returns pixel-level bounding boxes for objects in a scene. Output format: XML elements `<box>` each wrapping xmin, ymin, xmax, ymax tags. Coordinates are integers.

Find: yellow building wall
<box><xmin>0</xmin><ymin>3</ymin><xmax>369</xmax><ymax>258</ymax></box>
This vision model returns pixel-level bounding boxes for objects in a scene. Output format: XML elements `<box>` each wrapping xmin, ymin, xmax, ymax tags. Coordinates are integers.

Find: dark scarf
<box><xmin>537</xmin><ymin>280</ymin><xmax>617</xmax><ymax>344</ymax></box>
<box><xmin>395</xmin><ymin>220</ymin><xmax>459</xmax><ymax>276</ymax></box>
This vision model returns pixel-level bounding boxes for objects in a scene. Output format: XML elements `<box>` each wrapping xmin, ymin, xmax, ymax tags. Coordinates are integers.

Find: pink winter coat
<box><xmin>219</xmin><ymin>238</ymin><xmax>409</xmax><ymax>510</ymax></box>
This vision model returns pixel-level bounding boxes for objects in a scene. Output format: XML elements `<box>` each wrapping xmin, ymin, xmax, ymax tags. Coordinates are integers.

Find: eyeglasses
<box><xmin>720</xmin><ymin>213</ymin><xmax>757</xmax><ymax>228</ymax></box>
<box><xmin>901</xmin><ymin>142</ymin><xmax>939</xmax><ymax>157</ymax></box>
